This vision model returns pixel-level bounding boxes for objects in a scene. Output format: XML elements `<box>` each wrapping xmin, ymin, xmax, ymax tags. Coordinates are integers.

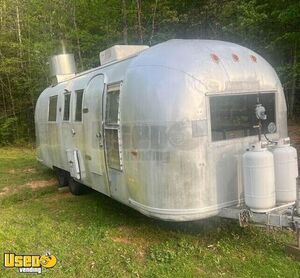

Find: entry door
<box><xmin>82</xmin><ymin>75</ymin><xmax>110</xmax><ymax>194</ymax></box>
<box><xmin>82</xmin><ymin>74</ymin><xmax>107</xmax><ymax>176</ymax></box>
<box><xmin>70</xmin><ymin>88</ymin><xmax>86</xmax><ymax>179</ymax></box>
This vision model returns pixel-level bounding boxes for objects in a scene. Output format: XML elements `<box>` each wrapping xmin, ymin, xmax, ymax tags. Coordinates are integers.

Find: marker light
<box><xmin>232</xmin><ymin>53</ymin><xmax>239</xmax><ymax>62</ymax></box>
<box><xmin>250</xmin><ymin>55</ymin><xmax>257</xmax><ymax>63</ymax></box>
<box><xmin>210</xmin><ymin>53</ymin><xmax>220</xmax><ymax>63</ymax></box>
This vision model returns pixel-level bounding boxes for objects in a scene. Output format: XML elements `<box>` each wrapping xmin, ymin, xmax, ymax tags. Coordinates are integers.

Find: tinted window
<box><xmin>105</xmin><ymin>90</ymin><xmax>120</xmax><ymax>125</ymax></box>
<box><xmin>210</xmin><ymin>93</ymin><xmax>276</xmax><ymax>141</ymax></box>
<box><xmin>75</xmin><ymin>90</ymin><xmax>84</xmax><ymax>121</ymax></box>
<box><xmin>48</xmin><ymin>95</ymin><xmax>58</xmax><ymax>122</ymax></box>
<box><xmin>63</xmin><ymin>93</ymin><xmax>71</xmax><ymax>121</ymax></box>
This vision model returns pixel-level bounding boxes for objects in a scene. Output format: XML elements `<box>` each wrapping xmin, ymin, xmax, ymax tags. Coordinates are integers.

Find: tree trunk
<box><xmin>26</xmin><ymin>17</ymin><xmax>35</xmax><ymax>108</ymax></box>
<box><xmin>16</xmin><ymin>4</ymin><xmax>23</xmax><ymax>65</ymax></box>
<box><xmin>289</xmin><ymin>42</ymin><xmax>297</xmax><ymax>118</ymax></box>
<box><xmin>6</xmin><ymin>74</ymin><xmax>16</xmax><ymax>118</ymax></box>
<box><xmin>0</xmin><ymin>78</ymin><xmax>7</xmax><ymax>117</ymax></box>
<box><xmin>73</xmin><ymin>3</ymin><xmax>83</xmax><ymax>71</ymax></box>
<box><xmin>0</xmin><ymin>6</ymin><xmax>3</xmax><ymax>29</ymax></box>
<box><xmin>136</xmin><ymin>0</ymin><xmax>143</xmax><ymax>44</ymax></box>
<box><xmin>6</xmin><ymin>73</ymin><xmax>19</xmax><ymax>139</ymax></box>
<box><xmin>121</xmin><ymin>0</ymin><xmax>128</xmax><ymax>44</ymax></box>
<box><xmin>149</xmin><ymin>0</ymin><xmax>158</xmax><ymax>46</ymax></box>
<box><xmin>16</xmin><ymin>6</ymin><xmax>22</xmax><ymax>44</ymax></box>
<box><xmin>1</xmin><ymin>0</ymin><xmax>6</xmax><ymax>30</ymax></box>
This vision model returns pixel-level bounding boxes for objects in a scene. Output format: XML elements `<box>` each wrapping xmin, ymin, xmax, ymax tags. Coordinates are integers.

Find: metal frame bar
<box><xmin>219</xmin><ymin>206</ymin><xmax>298</xmax><ymax>228</ymax></box>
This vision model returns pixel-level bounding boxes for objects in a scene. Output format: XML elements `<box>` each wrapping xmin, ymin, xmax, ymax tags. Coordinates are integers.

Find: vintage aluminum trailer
<box><xmin>35</xmin><ymin>39</ymin><xmax>297</xmax><ymax>223</ymax></box>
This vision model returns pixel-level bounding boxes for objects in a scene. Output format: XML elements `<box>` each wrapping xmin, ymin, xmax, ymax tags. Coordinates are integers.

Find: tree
<box><xmin>0</xmin><ymin>0</ymin><xmax>299</xmax><ymax>144</ymax></box>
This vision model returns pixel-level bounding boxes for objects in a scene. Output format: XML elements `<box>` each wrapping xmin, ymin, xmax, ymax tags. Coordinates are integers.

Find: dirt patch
<box><xmin>8</xmin><ymin>168</ymin><xmax>37</xmax><ymax>174</ymax></box>
<box><xmin>23</xmin><ymin>168</ymin><xmax>37</xmax><ymax>174</ymax></box>
<box><xmin>195</xmin><ymin>267</ymin><xmax>205</xmax><ymax>275</ymax></box>
<box><xmin>112</xmin><ymin>236</ymin><xmax>131</xmax><ymax>244</ymax></box>
<box><xmin>0</xmin><ymin>187</ymin><xmax>12</xmax><ymax>196</ymax></box>
<box><xmin>0</xmin><ymin>178</ymin><xmax>57</xmax><ymax>196</ymax></box>
<box><xmin>46</xmin><ymin>191</ymin><xmax>72</xmax><ymax>201</ymax></box>
<box><xmin>111</xmin><ymin>225</ymin><xmax>160</xmax><ymax>260</ymax></box>
<box><xmin>111</xmin><ymin>226</ymin><xmax>148</xmax><ymax>245</ymax></box>
<box><xmin>26</xmin><ymin>179</ymin><xmax>56</xmax><ymax>189</ymax></box>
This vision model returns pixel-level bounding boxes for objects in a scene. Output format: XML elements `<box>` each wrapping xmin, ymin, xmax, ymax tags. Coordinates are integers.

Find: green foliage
<box><xmin>0</xmin><ymin>0</ymin><xmax>299</xmax><ymax>145</ymax></box>
<box><xmin>0</xmin><ymin>117</ymin><xmax>17</xmax><ymax>145</ymax></box>
<box><xmin>0</xmin><ymin>147</ymin><xmax>300</xmax><ymax>277</ymax></box>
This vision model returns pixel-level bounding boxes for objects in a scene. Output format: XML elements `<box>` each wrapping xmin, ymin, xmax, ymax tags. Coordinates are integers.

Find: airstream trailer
<box><xmin>35</xmin><ymin>39</ymin><xmax>294</xmax><ymax>222</ymax></box>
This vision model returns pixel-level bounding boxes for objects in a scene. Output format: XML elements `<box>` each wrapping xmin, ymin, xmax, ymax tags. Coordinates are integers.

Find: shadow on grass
<box><xmin>1</xmin><ymin>182</ymin><xmax>293</xmax><ymax>250</ymax></box>
<box><xmin>70</xmin><ymin>188</ymin><xmax>242</xmax><ymax>236</ymax></box>
<box><xmin>70</xmin><ymin>189</ymin><xmax>295</xmax><ymax>248</ymax></box>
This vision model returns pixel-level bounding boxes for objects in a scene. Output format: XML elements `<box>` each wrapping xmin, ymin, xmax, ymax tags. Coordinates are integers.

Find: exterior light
<box><xmin>232</xmin><ymin>53</ymin><xmax>239</xmax><ymax>62</ymax></box>
<box><xmin>210</xmin><ymin>53</ymin><xmax>220</xmax><ymax>63</ymax></box>
<box><xmin>250</xmin><ymin>55</ymin><xmax>257</xmax><ymax>63</ymax></box>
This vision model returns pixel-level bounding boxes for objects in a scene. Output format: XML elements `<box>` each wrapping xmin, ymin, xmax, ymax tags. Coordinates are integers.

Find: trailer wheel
<box><xmin>68</xmin><ymin>177</ymin><xmax>85</xmax><ymax>195</ymax></box>
<box><xmin>56</xmin><ymin>170</ymin><xmax>69</xmax><ymax>187</ymax></box>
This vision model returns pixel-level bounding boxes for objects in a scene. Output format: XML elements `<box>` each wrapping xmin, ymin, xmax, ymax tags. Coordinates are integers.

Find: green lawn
<box><xmin>0</xmin><ymin>147</ymin><xmax>299</xmax><ymax>277</ymax></box>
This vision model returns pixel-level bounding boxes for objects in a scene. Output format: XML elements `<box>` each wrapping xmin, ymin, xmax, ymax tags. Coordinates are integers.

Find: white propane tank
<box><xmin>243</xmin><ymin>143</ymin><xmax>276</xmax><ymax>212</ymax></box>
<box><xmin>272</xmin><ymin>138</ymin><xmax>298</xmax><ymax>203</ymax></box>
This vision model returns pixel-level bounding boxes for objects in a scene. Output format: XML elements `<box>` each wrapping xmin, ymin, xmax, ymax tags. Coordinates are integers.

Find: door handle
<box><xmin>96</xmin><ymin>132</ymin><xmax>103</xmax><ymax>147</ymax></box>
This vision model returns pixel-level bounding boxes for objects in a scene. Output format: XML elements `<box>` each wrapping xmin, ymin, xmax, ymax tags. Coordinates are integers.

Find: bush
<box><xmin>0</xmin><ymin>117</ymin><xmax>18</xmax><ymax>145</ymax></box>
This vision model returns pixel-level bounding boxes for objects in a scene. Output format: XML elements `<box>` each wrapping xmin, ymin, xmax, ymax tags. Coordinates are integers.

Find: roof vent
<box><xmin>100</xmin><ymin>45</ymin><xmax>148</xmax><ymax>65</ymax></box>
<box><xmin>50</xmin><ymin>54</ymin><xmax>76</xmax><ymax>85</ymax></box>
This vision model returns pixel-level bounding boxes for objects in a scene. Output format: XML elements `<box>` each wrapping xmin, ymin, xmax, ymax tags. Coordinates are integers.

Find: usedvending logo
<box><xmin>4</xmin><ymin>252</ymin><xmax>57</xmax><ymax>274</ymax></box>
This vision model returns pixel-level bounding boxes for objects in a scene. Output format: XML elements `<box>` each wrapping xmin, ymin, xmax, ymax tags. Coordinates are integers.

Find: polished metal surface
<box><xmin>35</xmin><ymin>39</ymin><xmax>288</xmax><ymax>221</ymax></box>
<box><xmin>219</xmin><ymin>203</ymin><xmax>296</xmax><ymax>228</ymax></box>
<box><xmin>50</xmin><ymin>54</ymin><xmax>76</xmax><ymax>83</ymax></box>
<box><xmin>99</xmin><ymin>45</ymin><xmax>149</xmax><ymax>65</ymax></box>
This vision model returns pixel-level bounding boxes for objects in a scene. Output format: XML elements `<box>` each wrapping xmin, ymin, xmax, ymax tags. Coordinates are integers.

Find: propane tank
<box><xmin>272</xmin><ymin>137</ymin><xmax>298</xmax><ymax>203</ymax></box>
<box><xmin>243</xmin><ymin>142</ymin><xmax>275</xmax><ymax>212</ymax></box>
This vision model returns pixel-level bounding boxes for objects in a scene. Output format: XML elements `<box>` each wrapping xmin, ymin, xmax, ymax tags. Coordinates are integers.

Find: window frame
<box><xmin>63</xmin><ymin>92</ymin><xmax>72</xmax><ymax>122</ymax></box>
<box><xmin>48</xmin><ymin>95</ymin><xmax>58</xmax><ymax>122</ymax></box>
<box><xmin>105</xmin><ymin>89</ymin><xmax>120</xmax><ymax>126</ymax></box>
<box><xmin>74</xmin><ymin>89</ymin><xmax>84</xmax><ymax>122</ymax></box>
<box><xmin>104</xmin><ymin>82</ymin><xmax>123</xmax><ymax>171</ymax></box>
<box><xmin>208</xmin><ymin>91</ymin><xmax>277</xmax><ymax>143</ymax></box>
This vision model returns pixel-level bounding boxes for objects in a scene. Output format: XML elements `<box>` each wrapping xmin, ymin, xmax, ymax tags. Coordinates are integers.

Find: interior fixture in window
<box><xmin>210</xmin><ymin>93</ymin><xmax>276</xmax><ymax>141</ymax></box>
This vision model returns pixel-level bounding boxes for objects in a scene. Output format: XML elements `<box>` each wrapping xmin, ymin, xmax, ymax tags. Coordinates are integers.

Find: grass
<box><xmin>0</xmin><ymin>147</ymin><xmax>299</xmax><ymax>277</ymax></box>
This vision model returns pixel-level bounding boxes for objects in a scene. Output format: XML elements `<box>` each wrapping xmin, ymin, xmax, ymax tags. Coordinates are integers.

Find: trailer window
<box><xmin>105</xmin><ymin>129</ymin><xmax>121</xmax><ymax>170</ymax></box>
<box><xmin>75</xmin><ymin>89</ymin><xmax>84</xmax><ymax>121</ymax></box>
<box><xmin>106</xmin><ymin>90</ymin><xmax>120</xmax><ymax>125</ymax></box>
<box><xmin>210</xmin><ymin>93</ymin><xmax>276</xmax><ymax>141</ymax></box>
<box><xmin>63</xmin><ymin>93</ymin><xmax>71</xmax><ymax>121</ymax></box>
<box><xmin>104</xmin><ymin>84</ymin><xmax>122</xmax><ymax>170</ymax></box>
<box><xmin>48</xmin><ymin>95</ymin><xmax>58</xmax><ymax>122</ymax></box>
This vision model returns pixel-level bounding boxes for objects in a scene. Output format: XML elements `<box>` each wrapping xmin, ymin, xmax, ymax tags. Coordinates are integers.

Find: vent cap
<box><xmin>50</xmin><ymin>54</ymin><xmax>76</xmax><ymax>84</ymax></box>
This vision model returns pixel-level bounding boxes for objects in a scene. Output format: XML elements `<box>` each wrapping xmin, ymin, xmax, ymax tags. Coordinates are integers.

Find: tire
<box><xmin>68</xmin><ymin>177</ymin><xmax>85</xmax><ymax>195</ymax></box>
<box><xmin>56</xmin><ymin>170</ymin><xmax>69</xmax><ymax>187</ymax></box>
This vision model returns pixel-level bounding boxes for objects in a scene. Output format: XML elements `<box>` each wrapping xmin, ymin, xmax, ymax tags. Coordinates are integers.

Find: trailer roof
<box><xmin>128</xmin><ymin>39</ymin><xmax>280</xmax><ymax>94</ymax></box>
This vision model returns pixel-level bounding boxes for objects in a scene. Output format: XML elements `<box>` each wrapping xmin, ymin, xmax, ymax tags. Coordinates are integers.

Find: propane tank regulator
<box><xmin>255</xmin><ymin>104</ymin><xmax>267</xmax><ymax>120</ymax></box>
